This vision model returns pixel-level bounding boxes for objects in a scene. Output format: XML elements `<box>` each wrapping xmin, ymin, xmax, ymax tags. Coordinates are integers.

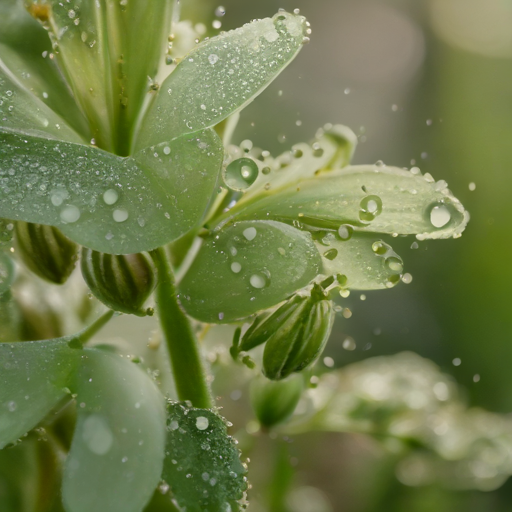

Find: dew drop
<box><xmin>7</xmin><ymin>400</ymin><xmax>17</xmax><ymax>412</ymax></box>
<box><xmin>113</xmin><ymin>209</ymin><xmax>129</xmax><ymax>223</ymax></box>
<box><xmin>103</xmin><ymin>189</ymin><xmax>119</xmax><ymax>205</ymax></box>
<box><xmin>386</xmin><ymin>257</ymin><xmax>403</xmax><ymax>273</ymax></box>
<box><xmin>163</xmin><ymin>146</ymin><xmax>171</xmax><ymax>155</ymax></box>
<box><xmin>342</xmin><ymin>337</ymin><xmax>356</xmax><ymax>351</ymax></box>
<box><xmin>60</xmin><ymin>205</ymin><xmax>80</xmax><ymax>223</ymax></box>
<box><xmin>208</xmin><ymin>54</ymin><xmax>219</xmax><ymax>65</ymax></box>
<box><xmin>215</xmin><ymin>6</ymin><xmax>226</xmax><ymax>16</ymax></box>
<box><xmin>323</xmin><ymin>248</ymin><xmax>338</xmax><ymax>260</ymax></box>
<box><xmin>469</xmin><ymin>182</ymin><xmax>476</xmax><ymax>191</ymax></box>
<box><xmin>168</xmin><ymin>420</ymin><xmax>179</xmax><ymax>431</ymax></box>
<box><xmin>231</xmin><ymin>262</ymin><xmax>242</xmax><ymax>273</ymax></box>
<box><xmin>429</xmin><ymin>204</ymin><xmax>451</xmax><ymax>228</ymax></box>
<box><xmin>196</xmin><ymin>416</ymin><xmax>209</xmax><ymax>430</ymax></box>
<box><xmin>243</xmin><ymin>227</ymin><xmax>257</xmax><ymax>241</ymax></box>
<box><xmin>337</xmin><ymin>225</ymin><xmax>353</xmax><ymax>241</ymax></box>
<box><xmin>223</xmin><ymin>158</ymin><xmax>259</xmax><ymax>191</ymax></box>
<box><xmin>250</xmin><ymin>273</ymin><xmax>268</xmax><ymax>289</ymax></box>
<box><xmin>402</xmin><ymin>273</ymin><xmax>413</xmax><ymax>284</ymax></box>
<box><xmin>359</xmin><ymin>195</ymin><xmax>382</xmax><ymax>222</ymax></box>
<box><xmin>82</xmin><ymin>414</ymin><xmax>114</xmax><ymax>455</ymax></box>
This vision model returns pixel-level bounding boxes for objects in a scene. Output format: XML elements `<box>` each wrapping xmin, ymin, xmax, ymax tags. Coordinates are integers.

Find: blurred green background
<box><xmin>185</xmin><ymin>0</ymin><xmax>512</xmax><ymax>510</ymax></box>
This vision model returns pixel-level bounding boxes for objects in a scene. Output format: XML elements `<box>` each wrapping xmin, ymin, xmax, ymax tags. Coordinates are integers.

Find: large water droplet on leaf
<box><xmin>223</xmin><ymin>158</ymin><xmax>259</xmax><ymax>191</ymax></box>
<box><xmin>429</xmin><ymin>204</ymin><xmax>451</xmax><ymax>228</ymax></box>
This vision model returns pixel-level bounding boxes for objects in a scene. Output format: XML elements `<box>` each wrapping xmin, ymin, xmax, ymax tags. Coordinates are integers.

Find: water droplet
<box><xmin>196</xmin><ymin>416</ymin><xmax>209</xmax><ymax>430</ymax></box>
<box><xmin>386</xmin><ymin>257</ymin><xmax>403</xmax><ymax>273</ymax></box>
<box><xmin>250</xmin><ymin>273</ymin><xmax>268</xmax><ymax>289</ymax></box>
<box><xmin>82</xmin><ymin>414</ymin><xmax>114</xmax><ymax>455</ymax></box>
<box><xmin>103</xmin><ymin>189</ymin><xmax>119</xmax><ymax>205</ymax></box>
<box><xmin>51</xmin><ymin>188</ymin><xmax>69</xmax><ymax>207</ymax></box>
<box><xmin>113</xmin><ymin>209</ymin><xmax>129</xmax><ymax>223</ymax></box>
<box><xmin>402</xmin><ymin>273</ymin><xmax>413</xmax><ymax>284</ymax></box>
<box><xmin>223</xmin><ymin>158</ymin><xmax>259</xmax><ymax>191</ymax></box>
<box><xmin>60</xmin><ymin>205</ymin><xmax>80</xmax><ymax>223</ymax></box>
<box><xmin>212</xmin><ymin>19</ymin><xmax>222</xmax><ymax>29</ymax></box>
<box><xmin>342</xmin><ymin>337</ymin><xmax>356</xmax><ymax>351</ymax></box>
<box><xmin>7</xmin><ymin>400</ymin><xmax>16</xmax><ymax>412</ymax></box>
<box><xmin>168</xmin><ymin>420</ymin><xmax>179</xmax><ymax>431</ymax></box>
<box><xmin>469</xmin><ymin>182</ymin><xmax>476</xmax><ymax>191</ymax></box>
<box><xmin>337</xmin><ymin>225</ymin><xmax>353</xmax><ymax>241</ymax></box>
<box><xmin>262</xmin><ymin>166</ymin><xmax>271</xmax><ymax>175</ymax></box>
<box><xmin>208</xmin><ymin>54</ymin><xmax>219</xmax><ymax>65</ymax></box>
<box><xmin>410</xmin><ymin>241</ymin><xmax>419</xmax><ymax>250</ymax></box>
<box><xmin>429</xmin><ymin>204</ymin><xmax>451</xmax><ymax>228</ymax></box>
<box><xmin>323</xmin><ymin>248</ymin><xmax>338</xmax><ymax>260</ymax></box>
<box><xmin>359</xmin><ymin>195</ymin><xmax>382</xmax><ymax>222</ymax></box>
<box><xmin>215</xmin><ymin>6</ymin><xmax>226</xmax><ymax>16</ymax></box>
<box><xmin>452</xmin><ymin>357</ymin><xmax>461</xmax><ymax>366</ymax></box>
<box><xmin>323</xmin><ymin>356</ymin><xmax>335</xmax><ymax>367</ymax></box>
<box><xmin>243</xmin><ymin>227</ymin><xmax>257</xmax><ymax>241</ymax></box>
<box><xmin>231</xmin><ymin>262</ymin><xmax>242</xmax><ymax>273</ymax></box>
<box><xmin>371</xmin><ymin>241</ymin><xmax>388</xmax><ymax>255</ymax></box>
<box><xmin>163</xmin><ymin>146</ymin><xmax>171</xmax><ymax>155</ymax></box>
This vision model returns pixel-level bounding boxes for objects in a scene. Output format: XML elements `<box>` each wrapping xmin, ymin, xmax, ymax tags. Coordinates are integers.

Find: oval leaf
<box><xmin>0</xmin><ymin>129</ymin><xmax>222</xmax><ymax>253</ymax></box>
<box><xmin>224</xmin><ymin>165</ymin><xmax>469</xmax><ymax>240</ymax></box>
<box><xmin>162</xmin><ymin>402</ymin><xmax>247</xmax><ymax>512</ymax></box>
<box><xmin>179</xmin><ymin>221</ymin><xmax>322</xmax><ymax>323</ymax></box>
<box><xmin>62</xmin><ymin>349</ymin><xmax>166</xmax><ymax>512</ymax></box>
<box><xmin>136</xmin><ymin>11</ymin><xmax>308</xmax><ymax>149</ymax></box>
<box><xmin>0</xmin><ymin>339</ymin><xmax>77</xmax><ymax>448</ymax></box>
<box><xmin>0</xmin><ymin>0</ymin><xmax>90</xmax><ymax>140</ymax></box>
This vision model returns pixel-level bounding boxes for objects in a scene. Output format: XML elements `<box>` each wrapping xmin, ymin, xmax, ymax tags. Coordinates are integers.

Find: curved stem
<box><xmin>73</xmin><ymin>309</ymin><xmax>115</xmax><ymax>347</ymax></box>
<box><xmin>151</xmin><ymin>247</ymin><xmax>213</xmax><ymax>409</ymax></box>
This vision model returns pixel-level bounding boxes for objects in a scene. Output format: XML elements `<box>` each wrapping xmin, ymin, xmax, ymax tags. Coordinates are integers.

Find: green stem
<box><xmin>74</xmin><ymin>309</ymin><xmax>115</xmax><ymax>346</ymax></box>
<box><xmin>151</xmin><ymin>247</ymin><xmax>213</xmax><ymax>409</ymax></box>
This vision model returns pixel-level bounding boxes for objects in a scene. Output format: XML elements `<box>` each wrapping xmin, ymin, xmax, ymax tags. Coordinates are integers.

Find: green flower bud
<box><xmin>263</xmin><ymin>294</ymin><xmax>334</xmax><ymax>380</ymax></box>
<box><xmin>240</xmin><ymin>285</ymin><xmax>335</xmax><ymax>381</ymax></box>
<box><xmin>250</xmin><ymin>374</ymin><xmax>304</xmax><ymax>429</ymax></box>
<box><xmin>81</xmin><ymin>248</ymin><xmax>156</xmax><ymax>316</ymax></box>
<box><xmin>14</xmin><ymin>222</ymin><xmax>78</xmax><ymax>284</ymax></box>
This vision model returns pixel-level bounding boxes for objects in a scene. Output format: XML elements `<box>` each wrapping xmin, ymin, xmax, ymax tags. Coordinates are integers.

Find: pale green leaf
<box><xmin>62</xmin><ymin>349</ymin><xmax>166</xmax><ymax>512</ymax></box>
<box><xmin>162</xmin><ymin>402</ymin><xmax>247</xmax><ymax>512</ymax></box>
<box><xmin>0</xmin><ymin>51</ymin><xmax>85</xmax><ymax>143</ymax></box>
<box><xmin>0</xmin><ymin>0</ymin><xmax>90</xmax><ymax>139</ymax></box>
<box><xmin>315</xmin><ymin>233</ymin><xmax>404</xmax><ymax>290</ymax></box>
<box><xmin>222</xmin><ymin>165</ymin><xmax>469</xmax><ymax>240</ymax></box>
<box><xmin>179</xmin><ymin>221</ymin><xmax>321</xmax><ymax>323</ymax></box>
<box><xmin>25</xmin><ymin>0</ymin><xmax>115</xmax><ymax>150</ymax></box>
<box><xmin>136</xmin><ymin>11</ymin><xmax>308</xmax><ymax>149</ymax></box>
<box><xmin>0</xmin><ymin>339</ymin><xmax>77</xmax><ymax>449</ymax></box>
<box><xmin>217</xmin><ymin>124</ymin><xmax>356</xmax><ymax>203</ymax></box>
<box><xmin>0</xmin><ymin>129</ymin><xmax>222</xmax><ymax>253</ymax></box>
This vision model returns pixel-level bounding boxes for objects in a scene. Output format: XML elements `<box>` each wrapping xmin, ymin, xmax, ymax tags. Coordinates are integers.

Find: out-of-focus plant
<box><xmin>0</xmin><ymin>0</ymin><xmax>471</xmax><ymax>511</ymax></box>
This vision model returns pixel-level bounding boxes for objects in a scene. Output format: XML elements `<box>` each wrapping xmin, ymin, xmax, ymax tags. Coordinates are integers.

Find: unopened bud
<box><xmin>250</xmin><ymin>374</ymin><xmax>304</xmax><ymax>428</ymax></box>
<box><xmin>81</xmin><ymin>248</ymin><xmax>156</xmax><ymax>316</ymax></box>
<box><xmin>263</xmin><ymin>293</ymin><xmax>334</xmax><ymax>380</ymax></box>
<box><xmin>15</xmin><ymin>222</ymin><xmax>78</xmax><ymax>284</ymax></box>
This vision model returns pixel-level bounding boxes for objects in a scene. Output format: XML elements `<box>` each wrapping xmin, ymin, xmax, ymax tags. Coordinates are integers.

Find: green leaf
<box><xmin>223</xmin><ymin>165</ymin><xmax>469</xmax><ymax>240</ymax></box>
<box><xmin>136</xmin><ymin>11</ymin><xmax>308</xmax><ymax>150</ymax></box>
<box><xmin>24</xmin><ymin>0</ymin><xmax>115</xmax><ymax>150</ymax></box>
<box><xmin>0</xmin><ymin>129</ymin><xmax>222</xmax><ymax>254</ymax></box>
<box><xmin>0</xmin><ymin>252</ymin><xmax>16</xmax><ymax>294</ymax></box>
<box><xmin>315</xmin><ymin>233</ymin><xmax>404</xmax><ymax>290</ymax></box>
<box><xmin>0</xmin><ymin>339</ymin><xmax>77</xmax><ymax>449</ymax></box>
<box><xmin>224</xmin><ymin>124</ymin><xmax>357</xmax><ymax>201</ymax></box>
<box><xmin>179</xmin><ymin>221</ymin><xmax>322</xmax><ymax>323</ymax></box>
<box><xmin>62</xmin><ymin>349</ymin><xmax>166</xmax><ymax>512</ymax></box>
<box><xmin>162</xmin><ymin>402</ymin><xmax>247</xmax><ymax>512</ymax></box>
<box><xmin>0</xmin><ymin>0</ymin><xmax>91</xmax><ymax>141</ymax></box>
<box><xmin>0</xmin><ymin>50</ymin><xmax>86</xmax><ymax>143</ymax></box>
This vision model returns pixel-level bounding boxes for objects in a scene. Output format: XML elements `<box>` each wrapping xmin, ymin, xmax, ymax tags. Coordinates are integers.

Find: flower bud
<box><xmin>263</xmin><ymin>294</ymin><xmax>334</xmax><ymax>381</ymax></box>
<box><xmin>250</xmin><ymin>374</ymin><xmax>304</xmax><ymax>429</ymax></box>
<box><xmin>240</xmin><ymin>285</ymin><xmax>335</xmax><ymax>381</ymax></box>
<box><xmin>14</xmin><ymin>222</ymin><xmax>78</xmax><ymax>284</ymax></box>
<box><xmin>81</xmin><ymin>248</ymin><xmax>156</xmax><ymax>316</ymax></box>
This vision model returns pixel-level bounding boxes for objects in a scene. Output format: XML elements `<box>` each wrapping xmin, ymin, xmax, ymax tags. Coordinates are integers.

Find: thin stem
<box><xmin>151</xmin><ymin>247</ymin><xmax>213</xmax><ymax>409</ymax></box>
<box><xmin>74</xmin><ymin>309</ymin><xmax>115</xmax><ymax>346</ymax></box>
